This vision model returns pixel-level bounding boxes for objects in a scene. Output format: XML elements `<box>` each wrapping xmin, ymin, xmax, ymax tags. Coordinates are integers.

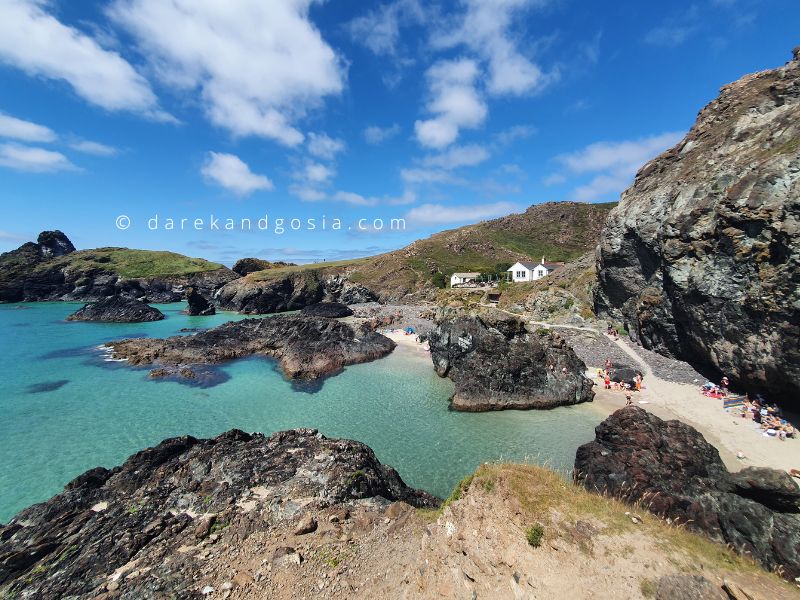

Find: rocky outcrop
<box><xmin>0</xmin><ymin>428</ymin><xmax>437</xmax><ymax>599</ymax></box>
<box><xmin>575</xmin><ymin>407</ymin><xmax>800</xmax><ymax>579</ymax></box>
<box><xmin>427</xmin><ymin>312</ymin><xmax>594</xmax><ymax>410</ymax></box>
<box><xmin>0</xmin><ymin>232</ymin><xmax>239</xmax><ymax>303</ymax></box>
<box><xmin>231</xmin><ymin>257</ymin><xmax>296</xmax><ymax>276</ymax></box>
<box><xmin>215</xmin><ymin>272</ymin><xmax>376</xmax><ymax>314</ymax></box>
<box><xmin>107</xmin><ymin>315</ymin><xmax>395</xmax><ymax>381</ymax></box>
<box><xmin>66</xmin><ymin>296</ymin><xmax>165</xmax><ymax>322</ymax></box>
<box><xmin>184</xmin><ymin>286</ymin><xmax>215</xmax><ymax>316</ymax></box>
<box><xmin>300</xmin><ymin>302</ymin><xmax>353</xmax><ymax>318</ymax></box>
<box><xmin>594</xmin><ymin>49</ymin><xmax>800</xmax><ymax>403</ymax></box>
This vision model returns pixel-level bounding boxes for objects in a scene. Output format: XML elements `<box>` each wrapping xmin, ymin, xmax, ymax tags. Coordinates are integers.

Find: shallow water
<box><xmin>0</xmin><ymin>302</ymin><xmax>602</xmax><ymax>522</ymax></box>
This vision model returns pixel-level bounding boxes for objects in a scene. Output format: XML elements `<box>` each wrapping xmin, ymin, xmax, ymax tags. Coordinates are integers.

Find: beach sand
<box><xmin>585</xmin><ymin>365</ymin><xmax>799</xmax><ymax>474</ymax></box>
<box><xmin>382</xmin><ymin>329</ymin><xmax>432</xmax><ymax>360</ymax></box>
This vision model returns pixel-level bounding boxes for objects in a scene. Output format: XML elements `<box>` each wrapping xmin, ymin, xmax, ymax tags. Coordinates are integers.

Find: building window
<box><xmin>516</xmin><ymin>271</ymin><xmax>525</xmax><ymax>278</ymax></box>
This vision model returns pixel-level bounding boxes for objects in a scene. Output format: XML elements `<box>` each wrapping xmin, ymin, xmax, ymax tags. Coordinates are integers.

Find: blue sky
<box><xmin>0</xmin><ymin>0</ymin><xmax>798</xmax><ymax>264</ymax></box>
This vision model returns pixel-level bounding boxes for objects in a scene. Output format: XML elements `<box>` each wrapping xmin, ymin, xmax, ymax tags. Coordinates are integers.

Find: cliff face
<box><xmin>595</xmin><ymin>50</ymin><xmax>800</xmax><ymax>401</ymax></box>
<box><xmin>0</xmin><ymin>232</ymin><xmax>238</xmax><ymax>303</ymax></box>
<box><xmin>428</xmin><ymin>312</ymin><xmax>594</xmax><ymax>410</ymax></box>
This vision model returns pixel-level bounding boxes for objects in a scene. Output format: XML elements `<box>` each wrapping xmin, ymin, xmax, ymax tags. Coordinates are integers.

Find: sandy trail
<box><xmin>587</xmin><ymin>335</ymin><xmax>799</xmax><ymax>474</ymax></box>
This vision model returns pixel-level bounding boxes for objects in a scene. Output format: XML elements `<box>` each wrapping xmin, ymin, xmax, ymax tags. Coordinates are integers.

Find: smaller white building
<box><xmin>507</xmin><ymin>258</ymin><xmax>562</xmax><ymax>282</ymax></box>
<box><xmin>450</xmin><ymin>272</ymin><xmax>480</xmax><ymax>287</ymax></box>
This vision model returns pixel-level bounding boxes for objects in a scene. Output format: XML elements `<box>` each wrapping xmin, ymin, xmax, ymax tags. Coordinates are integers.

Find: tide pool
<box><xmin>0</xmin><ymin>302</ymin><xmax>602</xmax><ymax>522</ymax></box>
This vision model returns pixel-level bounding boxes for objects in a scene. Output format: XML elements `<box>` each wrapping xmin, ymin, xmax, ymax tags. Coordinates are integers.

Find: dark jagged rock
<box><xmin>215</xmin><ymin>272</ymin><xmax>376</xmax><ymax>314</ymax></box>
<box><xmin>427</xmin><ymin>312</ymin><xmax>594</xmax><ymax>411</ymax></box>
<box><xmin>575</xmin><ymin>407</ymin><xmax>800</xmax><ymax>579</ymax></box>
<box><xmin>0</xmin><ymin>428</ymin><xmax>438</xmax><ymax>599</ymax></box>
<box><xmin>183</xmin><ymin>286</ymin><xmax>215</xmax><ymax>316</ymax></box>
<box><xmin>594</xmin><ymin>50</ymin><xmax>800</xmax><ymax>404</ymax></box>
<box><xmin>231</xmin><ymin>257</ymin><xmax>296</xmax><ymax>276</ymax></box>
<box><xmin>300</xmin><ymin>302</ymin><xmax>353</xmax><ymax>318</ymax></box>
<box><xmin>66</xmin><ymin>296</ymin><xmax>165</xmax><ymax>323</ymax></box>
<box><xmin>36</xmin><ymin>230</ymin><xmax>75</xmax><ymax>258</ymax></box>
<box><xmin>0</xmin><ymin>232</ymin><xmax>239</xmax><ymax>303</ymax></box>
<box><xmin>107</xmin><ymin>314</ymin><xmax>395</xmax><ymax>381</ymax></box>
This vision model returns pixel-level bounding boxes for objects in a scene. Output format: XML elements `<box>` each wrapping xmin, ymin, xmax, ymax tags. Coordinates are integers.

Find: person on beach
<box><xmin>625</xmin><ymin>394</ymin><xmax>633</xmax><ymax>406</ymax></box>
<box><xmin>604</xmin><ymin>374</ymin><xmax>611</xmax><ymax>389</ymax></box>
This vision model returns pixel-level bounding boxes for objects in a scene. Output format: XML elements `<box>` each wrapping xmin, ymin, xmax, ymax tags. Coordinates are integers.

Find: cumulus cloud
<box><xmin>109</xmin><ymin>0</ymin><xmax>344</xmax><ymax>145</ymax></box>
<box><xmin>553</xmin><ymin>132</ymin><xmax>683</xmax><ymax>201</ymax></box>
<box><xmin>332</xmin><ymin>191</ymin><xmax>379</xmax><ymax>207</ymax></box>
<box><xmin>643</xmin><ymin>8</ymin><xmax>700</xmax><ymax>48</ymax></box>
<box><xmin>331</xmin><ymin>189</ymin><xmax>415</xmax><ymax>207</ymax></box>
<box><xmin>400</xmin><ymin>167</ymin><xmax>464</xmax><ymax>185</ymax></box>
<box><xmin>0</xmin><ymin>0</ymin><xmax>164</xmax><ymax>118</ymax></box>
<box><xmin>363</xmin><ymin>123</ymin><xmax>401</xmax><ymax>144</ymax></box>
<box><xmin>405</xmin><ymin>201</ymin><xmax>518</xmax><ymax>225</ymax></box>
<box><xmin>0</xmin><ymin>142</ymin><xmax>77</xmax><ymax>173</ymax></box>
<box><xmin>414</xmin><ymin>58</ymin><xmax>487</xmax><ymax>149</ymax></box>
<box><xmin>494</xmin><ymin>124</ymin><xmax>536</xmax><ymax>146</ymax></box>
<box><xmin>69</xmin><ymin>140</ymin><xmax>119</xmax><ymax>156</ymax></box>
<box><xmin>307</xmin><ymin>133</ymin><xmax>345</xmax><ymax>160</ymax></box>
<box><xmin>201</xmin><ymin>151</ymin><xmax>273</xmax><ymax>196</ymax></box>
<box><xmin>289</xmin><ymin>184</ymin><xmax>327</xmax><ymax>202</ymax></box>
<box><xmin>0</xmin><ymin>112</ymin><xmax>57</xmax><ymax>143</ymax></box>
<box><xmin>431</xmin><ymin>0</ymin><xmax>554</xmax><ymax>97</ymax></box>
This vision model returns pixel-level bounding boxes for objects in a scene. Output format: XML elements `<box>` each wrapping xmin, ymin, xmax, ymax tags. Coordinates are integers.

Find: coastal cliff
<box><xmin>594</xmin><ymin>49</ymin><xmax>800</xmax><ymax>402</ymax></box>
<box><xmin>0</xmin><ymin>429</ymin><xmax>436</xmax><ymax>599</ymax></box>
<box><xmin>576</xmin><ymin>407</ymin><xmax>800</xmax><ymax>579</ymax></box>
<box><xmin>0</xmin><ymin>231</ymin><xmax>238</xmax><ymax>303</ymax></box>
<box><xmin>428</xmin><ymin>312</ymin><xmax>594</xmax><ymax>410</ymax></box>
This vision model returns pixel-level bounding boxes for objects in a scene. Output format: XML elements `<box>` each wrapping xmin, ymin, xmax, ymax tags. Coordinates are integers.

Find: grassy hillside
<box><xmin>34</xmin><ymin>248</ymin><xmax>223</xmax><ymax>279</ymax></box>
<box><xmin>245</xmin><ymin>201</ymin><xmax>616</xmax><ymax>300</ymax></box>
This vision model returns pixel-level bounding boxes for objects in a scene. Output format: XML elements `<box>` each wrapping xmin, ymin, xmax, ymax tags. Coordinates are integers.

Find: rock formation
<box><xmin>594</xmin><ymin>49</ymin><xmax>800</xmax><ymax>403</ymax></box>
<box><xmin>0</xmin><ymin>232</ymin><xmax>239</xmax><ymax>303</ymax></box>
<box><xmin>300</xmin><ymin>302</ymin><xmax>354</xmax><ymax>318</ymax></box>
<box><xmin>184</xmin><ymin>286</ymin><xmax>215</xmax><ymax>316</ymax></box>
<box><xmin>0</xmin><ymin>428</ymin><xmax>437</xmax><ymax>599</ymax></box>
<box><xmin>66</xmin><ymin>296</ymin><xmax>165</xmax><ymax>323</ymax></box>
<box><xmin>107</xmin><ymin>315</ymin><xmax>395</xmax><ymax>381</ymax></box>
<box><xmin>231</xmin><ymin>257</ymin><xmax>296</xmax><ymax>276</ymax></box>
<box><xmin>575</xmin><ymin>407</ymin><xmax>800</xmax><ymax>579</ymax></box>
<box><xmin>215</xmin><ymin>272</ymin><xmax>376</xmax><ymax>314</ymax></box>
<box><xmin>427</xmin><ymin>312</ymin><xmax>594</xmax><ymax>410</ymax></box>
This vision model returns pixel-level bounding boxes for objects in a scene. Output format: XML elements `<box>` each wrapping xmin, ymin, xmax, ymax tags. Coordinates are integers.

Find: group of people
<box><xmin>596</xmin><ymin>358</ymin><xmax>643</xmax><ymax>394</ymax></box>
<box><xmin>703</xmin><ymin>378</ymin><xmax>796</xmax><ymax>441</ymax></box>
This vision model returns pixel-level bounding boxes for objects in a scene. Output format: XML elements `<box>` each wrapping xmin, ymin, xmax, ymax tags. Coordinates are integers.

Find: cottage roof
<box><xmin>452</xmin><ymin>272</ymin><xmax>480</xmax><ymax>278</ymax></box>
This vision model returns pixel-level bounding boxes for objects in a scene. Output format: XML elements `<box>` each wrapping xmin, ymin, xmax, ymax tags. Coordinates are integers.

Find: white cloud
<box><xmin>332</xmin><ymin>191</ymin><xmax>379</xmax><ymax>207</ymax></box>
<box><xmin>542</xmin><ymin>172</ymin><xmax>565</xmax><ymax>186</ymax></box>
<box><xmin>302</xmin><ymin>161</ymin><xmax>335</xmax><ymax>184</ymax></box>
<box><xmin>109</xmin><ymin>0</ymin><xmax>345</xmax><ymax>145</ymax></box>
<box><xmin>289</xmin><ymin>184</ymin><xmax>327</xmax><ymax>202</ymax></box>
<box><xmin>0</xmin><ymin>112</ymin><xmax>57</xmax><ymax>142</ymax></box>
<box><xmin>201</xmin><ymin>151</ymin><xmax>273</xmax><ymax>196</ymax></box>
<box><xmin>554</xmin><ymin>132</ymin><xmax>683</xmax><ymax>201</ymax></box>
<box><xmin>0</xmin><ymin>142</ymin><xmax>77</xmax><ymax>173</ymax></box>
<box><xmin>346</xmin><ymin>0</ymin><xmax>425</xmax><ymax>57</ymax></box>
<box><xmin>400</xmin><ymin>167</ymin><xmax>464</xmax><ymax>185</ymax></box>
<box><xmin>405</xmin><ymin>201</ymin><xmax>517</xmax><ymax>225</ymax></box>
<box><xmin>414</xmin><ymin>58</ymin><xmax>487</xmax><ymax>149</ymax></box>
<box><xmin>307</xmin><ymin>133</ymin><xmax>345</xmax><ymax>160</ymax></box>
<box><xmin>494</xmin><ymin>124</ymin><xmax>536</xmax><ymax>146</ymax></box>
<box><xmin>643</xmin><ymin>8</ymin><xmax>700</xmax><ymax>48</ymax></box>
<box><xmin>423</xmin><ymin>144</ymin><xmax>490</xmax><ymax>169</ymax></box>
<box><xmin>69</xmin><ymin>140</ymin><xmax>119</xmax><ymax>156</ymax></box>
<box><xmin>432</xmin><ymin>0</ymin><xmax>554</xmax><ymax>97</ymax></box>
<box><xmin>0</xmin><ymin>0</ymin><xmax>164</xmax><ymax>118</ymax></box>
<box><xmin>363</xmin><ymin>123</ymin><xmax>401</xmax><ymax>144</ymax></box>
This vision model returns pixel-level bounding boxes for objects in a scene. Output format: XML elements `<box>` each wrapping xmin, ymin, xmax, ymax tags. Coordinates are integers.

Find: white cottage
<box><xmin>450</xmin><ymin>272</ymin><xmax>480</xmax><ymax>287</ymax></box>
<box><xmin>507</xmin><ymin>258</ymin><xmax>562</xmax><ymax>282</ymax></box>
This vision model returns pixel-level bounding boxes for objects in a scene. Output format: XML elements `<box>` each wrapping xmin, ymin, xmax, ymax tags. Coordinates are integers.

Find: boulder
<box><xmin>594</xmin><ymin>50</ymin><xmax>800</xmax><ymax>405</ymax></box>
<box><xmin>427</xmin><ymin>312</ymin><xmax>594</xmax><ymax>410</ymax></box>
<box><xmin>66</xmin><ymin>296</ymin><xmax>165</xmax><ymax>322</ymax></box>
<box><xmin>231</xmin><ymin>257</ymin><xmax>296</xmax><ymax>276</ymax></box>
<box><xmin>300</xmin><ymin>302</ymin><xmax>353</xmax><ymax>318</ymax></box>
<box><xmin>36</xmin><ymin>230</ymin><xmax>75</xmax><ymax>258</ymax></box>
<box><xmin>575</xmin><ymin>407</ymin><xmax>800</xmax><ymax>579</ymax></box>
<box><xmin>0</xmin><ymin>428</ymin><xmax>438</xmax><ymax>598</ymax></box>
<box><xmin>184</xmin><ymin>286</ymin><xmax>215</xmax><ymax>316</ymax></box>
<box><xmin>107</xmin><ymin>314</ymin><xmax>395</xmax><ymax>381</ymax></box>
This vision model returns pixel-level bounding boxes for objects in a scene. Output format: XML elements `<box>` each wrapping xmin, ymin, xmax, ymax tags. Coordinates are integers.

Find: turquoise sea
<box><xmin>0</xmin><ymin>302</ymin><xmax>603</xmax><ymax>523</ymax></box>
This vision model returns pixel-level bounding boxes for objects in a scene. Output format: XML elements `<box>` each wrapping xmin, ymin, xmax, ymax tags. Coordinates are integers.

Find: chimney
<box><xmin>541</xmin><ymin>256</ymin><xmax>545</xmax><ymax>264</ymax></box>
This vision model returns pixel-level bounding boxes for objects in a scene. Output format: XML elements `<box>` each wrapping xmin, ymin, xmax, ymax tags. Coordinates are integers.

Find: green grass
<box><xmin>526</xmin><ymin>523</ymin><xmax>545</xmax><ymax>547</ymax></box>
<box><xmin>640</xmin><ymin>578</ymin><xmax>657</xmax><ymax>598</ymax></box>
<box><xmin>34</xmin><ymin>248</ymin><xmax>222</xmax><ymax>279</ymax></box>
<box><xmin>249</xmin><ymin>257</ymin><xmax>368</xmax><ymax>280</ymax></box>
